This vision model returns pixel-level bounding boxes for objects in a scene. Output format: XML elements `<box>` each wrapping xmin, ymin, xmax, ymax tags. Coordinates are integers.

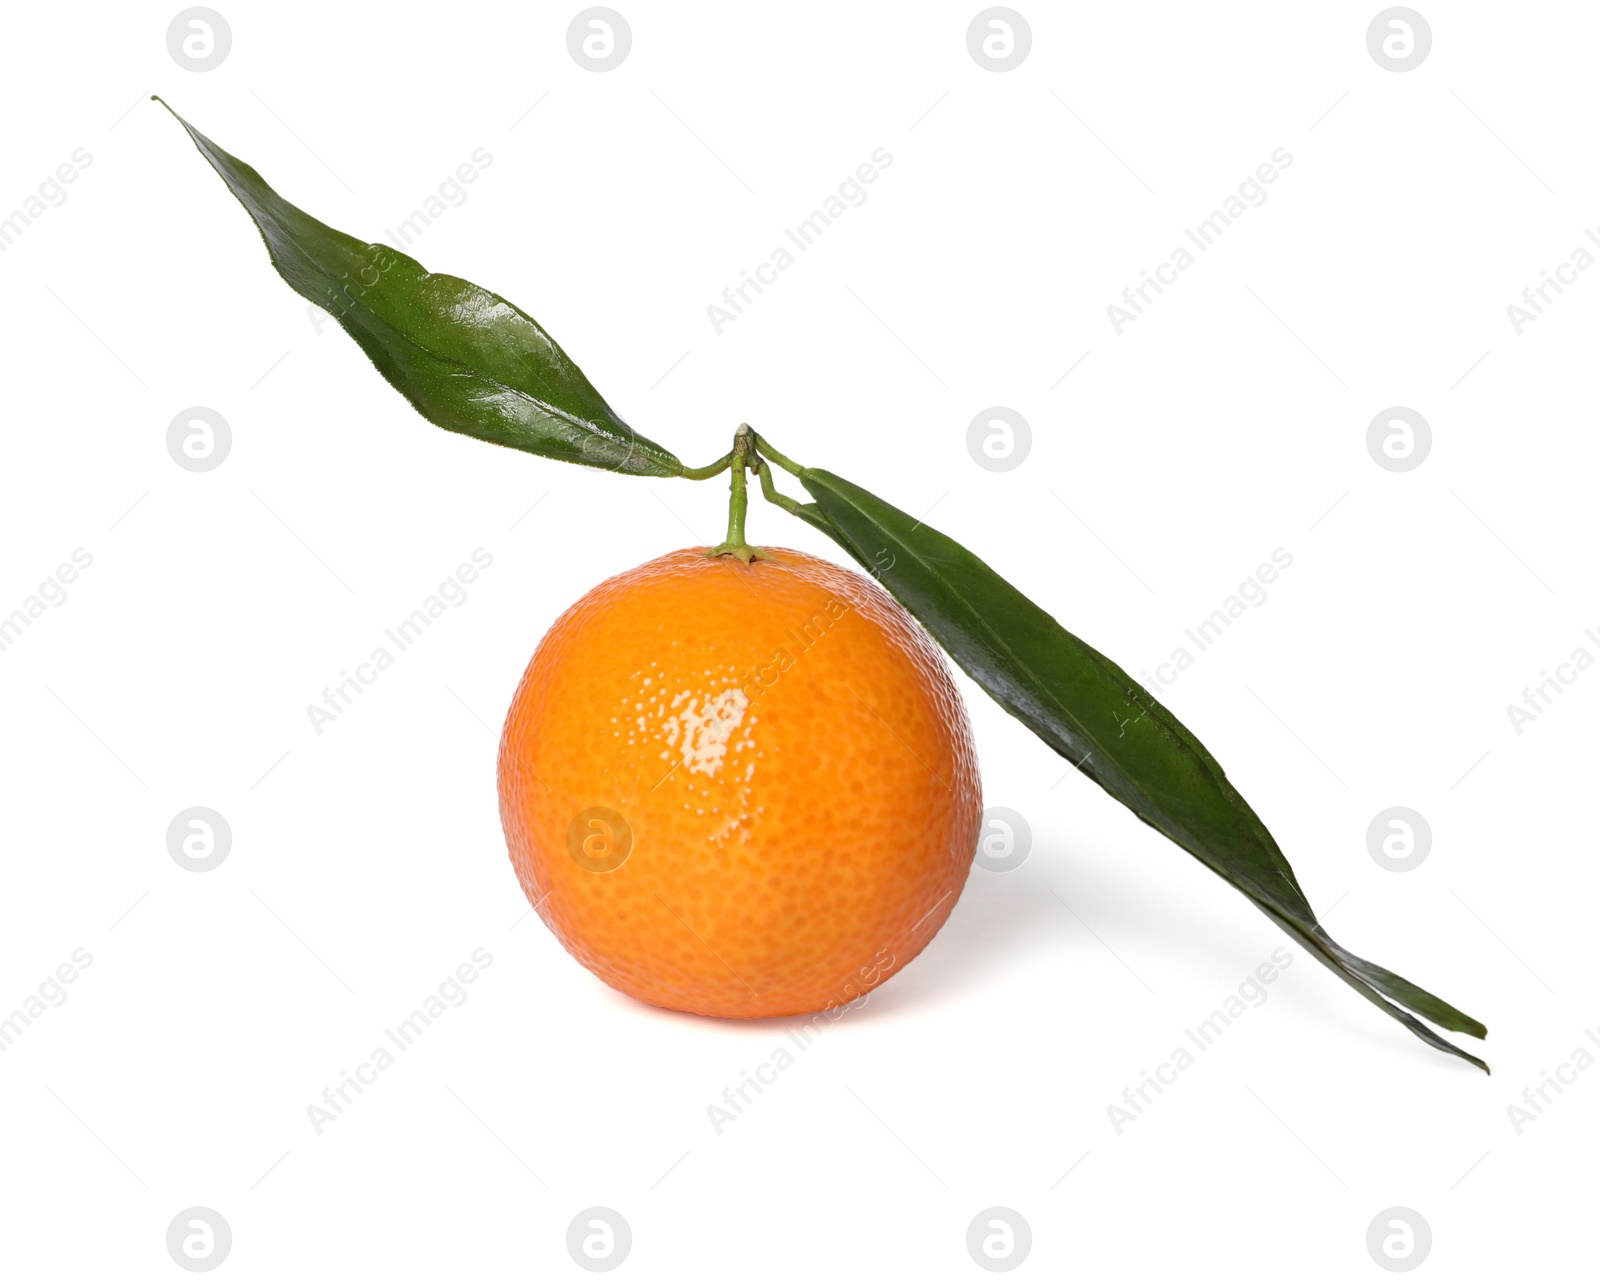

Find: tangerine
<box><xmin>497</xmin><ymin>546</ymin><xmax>982</xmax><ymax>1017</ymax></box>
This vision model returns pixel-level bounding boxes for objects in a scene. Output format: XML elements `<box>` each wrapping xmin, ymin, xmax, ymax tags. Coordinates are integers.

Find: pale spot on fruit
<box><xmin>670</xmin><ymin>686</ymin><xmax>749</xmax><ymax>777</ymax></box>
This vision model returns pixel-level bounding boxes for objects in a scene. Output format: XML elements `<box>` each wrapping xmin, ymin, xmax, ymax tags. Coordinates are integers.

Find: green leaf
<box><xmin>156</xmin><ymin>99</ymin><xmax>681</xmax><ymax>478</ymax></box>
<box><xmin>801</xmin><ymin>468</ymin><xmax>1489</xmax><ymax>1072</ymax></box>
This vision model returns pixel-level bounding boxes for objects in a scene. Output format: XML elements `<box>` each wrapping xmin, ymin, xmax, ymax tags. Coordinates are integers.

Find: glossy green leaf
<box><xmin>800</xmin><ymin>468</ymin><xmax>1488</xmax><ymax>1072</ymax></box>
<box><xmin>157</xmin><ymin>99</ymin><xmax>681</xmax><ymax>478</ymax></box>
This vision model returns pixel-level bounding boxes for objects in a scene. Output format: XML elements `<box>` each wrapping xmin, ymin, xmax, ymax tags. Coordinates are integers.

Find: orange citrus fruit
<box><xmin>497</xmin><ymin>546</ymin><xmax>982</xmax><ymax>1018</ymax></box>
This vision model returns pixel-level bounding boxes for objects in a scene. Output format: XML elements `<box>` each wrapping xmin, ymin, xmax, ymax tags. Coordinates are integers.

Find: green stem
<box><xmin>707</xmin><ymin>425</ymin><xmax>766</xmax><ymax>563</ymax></box>
<box><xmin>677</xmin><ymin>450</ymin><xmax>733</xmax><ymax>481</ymax></box>
<box><xmin>755</xmin><ymin>460</ymin><xmax>836</xmax><ymax>536</ymax></box>
<box><xmin>755</xmin><ymin>460</ymin><xmax>800</xmax><ymax>514</ymax></box>
<box><xmin>688</xmin><ymin>428</ymin><xmax>822</xmax><ymax>554</ymax></box>
<box><xmin>752</xmin><ymin>433</ymin><xmax>804</xmax><ymax>476</ymax></box>
<box><xmin>725</xmin><ymin>455</ymin><xmax>749</xmax><ymax>544</ymax></box>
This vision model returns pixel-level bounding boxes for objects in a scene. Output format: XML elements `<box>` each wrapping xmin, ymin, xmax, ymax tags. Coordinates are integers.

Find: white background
<box><xmin>1</xmin><ymin>1</ymin><xmax>1594</xmax><ymax>1275</ymax></box>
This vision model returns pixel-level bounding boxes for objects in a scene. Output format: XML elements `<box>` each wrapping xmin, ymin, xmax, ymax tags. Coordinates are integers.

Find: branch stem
<box><xmin>706</xmin><ymin>425</ymin><xmax>766</xmax><ymax>563</ymax></box>
<box><xmin>752</xmin><ymin>433</ymin><xmax>804</xmax><ymax>476</ymax></box>
<box><xmin>677</xmin><ymin>450</ymin><xmax>733</xmax><ymax>481</ymax></box>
